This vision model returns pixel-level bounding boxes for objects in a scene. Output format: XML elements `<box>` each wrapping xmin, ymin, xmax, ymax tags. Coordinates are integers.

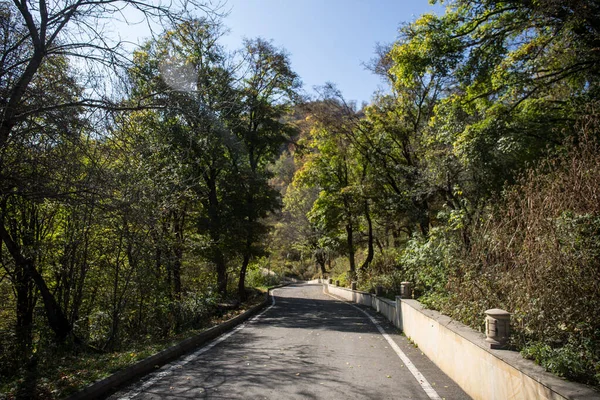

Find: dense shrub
<box><xmin>439</xmin><ymin>125</ymin><xmax>600</xmax><ymax>386</ymax></box>
<box><xmin>245</xmin><ymin>259</ymin><xmax>282</xmax><ymax>288</ymax></box>
<box><xmin>398</xmin><ymin>226</ymin><xmax>460</xmax><ymax>298</ymax></box>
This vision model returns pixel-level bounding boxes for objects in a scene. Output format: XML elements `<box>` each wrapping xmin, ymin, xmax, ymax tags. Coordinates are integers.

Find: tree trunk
<box><xmin>343</xmin><ymin>195</ymin><xmax>356</xmax><ymax>275</ymax></box>
<box><xmin>346</xmin><ymin>222</ymin><xmax>356</xmax><ymax>274</ymax></box>
<box><xmin>70</xmin><ymin>205</ymin><xmax>94</xmax><ymax>325</ymax></box>
<box><xmin>0</xmin><ymin>50</ymin><xmax>44</xmax><ymax>150</ymax></box>
<box><xmin>15</xmin><ymin>260</ymin><xmax>35</xmax><ymax>356</ymax></box>
<box><xmin>318</xmin><ymin>260</ymin><xmax>326</xmax><ymax>275</ymax></box>
<box><xmin>360</xmin><ymin>200</ymin><xmax>374</xmax><ymax>270</ymax></box>
<box><xmin>418</xmin><ymin>200</ymin><xmax>430</xmax><ymax>237</ymax></box>
<box><xmin>206</xmin><ymin>169</ymin><xmax>227</xmax><ymax>298</ymax></box>
<box><xmin>238</xmin><ymin>252</ymin><xmax>250</xmax><ymax>301</ymax></box>
<box><xmin>314</xmin><ymin>248</ymin><xmax>327</xmax><ymax>275</ymax></box>
<box><xmin>0</xmin><ymin>223</ymin><xmax>73</xmax><ymax>341</ymax></box>
<box><xmin>161</xmin><ymin>220</ymin><xmax>173</xmax><ymax>301</ymax></box>
<box><xmin>172</xmin><ymin>211</ymin><xmax>184</xmax><ymax>300</ymax></box>
<box><xmin>215</xmin><ymin>250</ymin><xmax>227</xmax><ymax>297</ymax></box>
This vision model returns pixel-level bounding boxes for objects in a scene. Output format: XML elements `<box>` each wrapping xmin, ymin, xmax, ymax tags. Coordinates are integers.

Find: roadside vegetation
<box><xmin>269</xmin><ymin>0</ymin><xmax>600</xmax><ymax>389</ymax></box>
<box><xmin>1</xmin><ymin>0</ymin><xmax>600</xmax><ymax>397</ymax></box>
<box><xmin>0</xmin><ymin>1</ymin><xmax>292</xmax><ymax>398</ymax></box>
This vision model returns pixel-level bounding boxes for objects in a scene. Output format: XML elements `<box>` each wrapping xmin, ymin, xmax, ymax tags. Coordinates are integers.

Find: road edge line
<box><xmin>116</xmin><ymin>289</ymin><xmax>279</xmax><ymax>399</ymax></box>
<box><xmin>324</xmin><ymin>290</ymin><xmax>442</xmax><ymax>400</ymax></box>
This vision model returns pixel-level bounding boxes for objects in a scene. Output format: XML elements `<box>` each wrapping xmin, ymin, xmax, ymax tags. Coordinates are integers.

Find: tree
<box><xmin>294</xmin><ymin>100</ymin><xmax>364</xmax><ymax>278</ymax></box>
<box><xmin>0</xmin><ymin>0</ymin><xmax>213</xmax><ymax>150</ymax></box>
<box><xmin>392</xmin><ymin>1</ymin><xmax>600</xmax><ymax>197</ymax></box>
<box><xmin>0</xmin><ymin>55</ymin><xmax>91</xmax><ymax>344</ymax></box>
<box><xmin>0</xmin><ymin>0</ymin><xmax>214</xmax><ymax>342</ymax></box>
<box><xmin>127</xmin><ymin>17</ymin><xmax>240</xmax><ymax>298</ymax></box>
<box><xmin>233</xmin><ymin>38</ymin><xmax>301</xmax><ymax>300</ymax></box>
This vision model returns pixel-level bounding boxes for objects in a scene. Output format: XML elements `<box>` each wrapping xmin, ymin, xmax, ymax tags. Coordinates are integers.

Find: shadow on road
<box><xmin>131</xmin><ymin>284</ymin><xmax>404</xmax><ymax>399</ymax></box>
<box><xmin>258</xmin><ymin>284</ymin><xmax>380</xmax><ymax>334</ymax></box>
<box><xmin>137</xmin><ymin>329</ymin><xmax>380</xmax><ymax>399</ymax></box>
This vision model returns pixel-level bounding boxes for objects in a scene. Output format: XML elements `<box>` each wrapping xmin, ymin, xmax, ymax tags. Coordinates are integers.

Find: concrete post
<box><xmin>400</xmin><ymin>282</ymin><xmax>413</xmax><ymax>299</ymax></box>
<box><xmin>351</xmin><ymin>281</ymin><xmax>357</xmax><ymax>290</ymax></box>
<box><xmin>395</xmin><ymin>296</ymin><xmax>403</xmax><ymax>331</ymax></box>
<box><xmin>485</xmin><ymin>309</ymin><xmax>511</xmax><ymax>349</ymax></box>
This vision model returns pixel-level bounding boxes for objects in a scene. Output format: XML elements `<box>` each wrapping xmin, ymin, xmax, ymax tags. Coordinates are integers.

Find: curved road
<box><xmin>110</xmin><ymin>284</ymin><xmax>470</xmax><ymax>399</ymax></box>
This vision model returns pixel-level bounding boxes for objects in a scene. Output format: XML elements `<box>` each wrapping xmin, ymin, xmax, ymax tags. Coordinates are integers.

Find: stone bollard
<box><xmin>485</xmin><ymin>309</ymin><xmax>511</xmax><ymax>349</ymax></box>
<box><xmin>400</xmin><ymin>282</ymin><xmax>413</xmax><ymax>299</ymax></box>
<box><xmin>351</xmin><ymin>281</ymin><xmax>357</xmax><ymax>290</ymax></box>
<box><xmin>395</xmin><ymin>296</ymin><xmax>403</xmax><ymax>331</ymax></box>
<box><xmin>335</xmin><ymin>280</ymin><xmax>340</xmax><ymax>286</ymax></box>
<box><xmin>375</xmin><ymin>286</ymin><xmax>383</xmax><ymax>296</ymax></box>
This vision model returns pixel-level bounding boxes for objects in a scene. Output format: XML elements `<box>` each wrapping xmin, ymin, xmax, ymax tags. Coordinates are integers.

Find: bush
<box><xmin>398</xmin><ymin>226</ymin><xmax>460</xmax><ymax>298</ymax></box>
<box><xmin>522</xmin><ymin>335</ymin><xmax>600</xmax><ymax>385</ymax></box>
<box><xmin>245</xmin><ymin>261</ymin><xmax>281</xmax><ymax>288</ymax></box>
<box><xmin>440</xmin><ymin>130</ymin><xmax>600</xmax><ymax>388</ymax></box>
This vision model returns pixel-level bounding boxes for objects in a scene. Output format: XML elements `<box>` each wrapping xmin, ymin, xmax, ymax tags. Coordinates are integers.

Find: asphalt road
<box><xmin>109</xmin><ymin>283</ymin><xmax>471</xmax><ymax>400</ymax></box>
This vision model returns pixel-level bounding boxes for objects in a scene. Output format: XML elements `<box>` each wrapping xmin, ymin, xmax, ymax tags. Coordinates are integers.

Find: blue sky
<box><xmin>218</xmin><ymin>0</ymin><xmax>443</xmax><ymax>104</ymax></box>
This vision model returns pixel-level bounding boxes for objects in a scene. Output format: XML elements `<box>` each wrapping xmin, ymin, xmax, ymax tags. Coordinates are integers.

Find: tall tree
<box><xmin>0</xmin><ymin>0</ymin><xmax>214</xmax><ymax>343</ymax></box>
<box><xmin>234</xmin><ymin>38</ymin><xmax>300</xmax><ymax>300</ymax></box>
<box><xmin>294</xmin><ymin>100</ymin><xmax>363</xmax><ymax>278</ymax></box>
<box><xmin>127</xmin><ymin>17</ymin><xmax>240</xmax><ymax>298</ymax></box>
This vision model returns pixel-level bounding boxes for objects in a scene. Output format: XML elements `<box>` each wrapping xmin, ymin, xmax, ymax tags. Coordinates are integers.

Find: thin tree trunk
<box><xmin>215</xmin><ymin>250</ymin><xmax>227</xmax><ymax>297</ymax></box>
<box><xmin>360</xmin><ymin>200</ymin><xmax>374</xmax><ymax>270</ymax></box>
<box><xmin>206</xmin><ymin>169</ymin><xmax>227</xmax><ymax>298</ymax></box>
<box><xmin>318</xmin><ymin>260</ymin><xmax>326</xmax><ymax>275</ymax></box>
<box><xmin>418</xmin><ymin>200</ymin><xmax>430</xmax><ymax>237</ymax></box>
<box><xmin>15</xmin><ymin>261</ymin><xmax>35</xmax><ymax>356</ymax></box>
<box><xmin>346</xmin><ymin>222</ymin><xmax>356</xmax><ymax>274</ymax></box>
<box><xmin>1</xmin><ymin>222</ymin><xmax>73</xmax><ymax>341</ymax></box>
<box><xmin>172</xmin><ymin>211</ymin><xmax>184</xmax><ymax>300</ymax></box>
<box><xmin>343</xmin><ymin>194</ymin><xmax>356</xmax><ymax>276</ymax></box>
<box><xmin>238</xmin><ymin>251</ymin><xmax>250</xmax><ymax>301</ymax></box>
<box><xmin>5</xmin><ymin>233</ymin><xmax>73</xmax><ymax>342</ymax></box>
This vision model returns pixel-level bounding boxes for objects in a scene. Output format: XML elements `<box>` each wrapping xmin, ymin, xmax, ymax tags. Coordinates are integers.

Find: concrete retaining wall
<box><xmin>323</xmin><ymin>283</ymin><xmax>598</xmax><ymax>400</ymax></box>
<box><xmin>372</xmin><ymin>296</ymin><xmax>397</xmax><ymax>327</ymax></box>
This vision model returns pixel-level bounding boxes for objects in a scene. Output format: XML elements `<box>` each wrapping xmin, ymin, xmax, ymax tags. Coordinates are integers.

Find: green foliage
<box><xmin>355</xmin><ymin>248</ymin><xmax>401</xmax><ymax>292</ymax></box>
<box><xmin>245</xmin><ymin>258</ymin><xmax>282</xmax><ymax>289</ymax></box>
<box><xmin>439</xmin><ymin>129</ymin><xmax>600</xmax><ymax>387</ymax></box>
<box><xmin>522</xmin><ymin>337</ymin><xmax>600</xmax><ymax>386</ymax></box>
<box><xmin>277</xmin><ymin>0</ymin><xmax>600</xmax><ymax>389</ymax></box>
<box><xmin>0</xmin><ymin>9</ymin><xmax>299</xmax><ymax>398</ymax></box>
<box><xmin>2</xmin><ymin>0</ymin><xmax>600</xmax><ymax>394</ymax></box>
<box><xmin>398</xmin><ymin>230</ymin><xmax>449</xmax><ymax>296</ymax></box>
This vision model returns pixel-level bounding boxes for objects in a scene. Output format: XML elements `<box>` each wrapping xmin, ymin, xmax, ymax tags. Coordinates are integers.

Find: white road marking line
<box><xmin>117</xmin><ymin>289</ymin><xmax>278</xmax><ymax>400</ymax></box>
<box><xmin>324</xmin><ymin>291</ymin><xmax>442</xmax><ymax>400</ymax></box>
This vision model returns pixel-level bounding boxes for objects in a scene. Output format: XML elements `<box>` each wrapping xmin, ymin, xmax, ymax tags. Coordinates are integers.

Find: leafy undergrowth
<box><xmin>0</xmin><ymin>292</ymin><xmax>266</xmax><ymax>400</ymax></box>
<box><xmin>521</xmin><ymin>339</ymin><xmax>600</xmax><ymax>387</ymax></box>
